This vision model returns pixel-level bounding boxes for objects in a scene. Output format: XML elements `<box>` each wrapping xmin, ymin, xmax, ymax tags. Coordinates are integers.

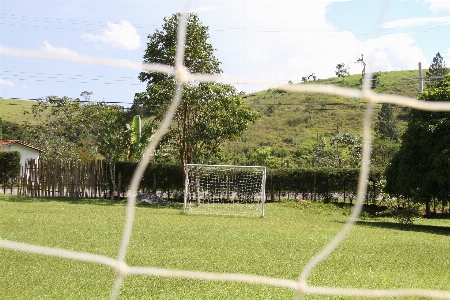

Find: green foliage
<box><xmin>0</xmin><ymin>118</ymin><xmax>30</xmax><ymax>141</ymax></box>
<box><xmin>249</xmin><ymin>147</ymin><xmax>285</xmax><ymax>168</ymax></box>
<box><xmin>115</xmin><ymin>161</ymin><xmax>183</xmax><ymax>195</ymax></box>
<box><xmin>135</xmin><ymin>13</ymin><xmax>257</xmax><ymax>168</ymax></box>
<box><xmin>371</xmin><ymin>72</ymin><xmax>381</xmax><ymax>89</ymax></box>
<box><xmin>269</xmin><ymin>167</ymin><xmax>383</xmax><ymax>203</ymax></box>
<box><xmin>377</xmin><ymin>199</ymin><xmax>421</xmax><ymax>225</ymax></box>
<box><xmin>27</xmin><ymin>95</ymin><xmax>132</xmax><ymax>162</ymax></box>
<box><xmin>27</xmin><ymin>96</ymin><xmax>83</xmax><ymax>161</ymax></box>
<box><xmin>111</xmin><ymin>161</ymin><xmax>384</xmax><ymax>203</ymax></box>
<box><xmin>335</xmin><ymin>62</ymin><xmax>349</xmax><ymax>81</ymax></box>
<box><xmin>1</xmin><ymin>69</ymin><xmax>421</xmax><ymax>170</ymax></box>
<box><xmin>311</xmin><ymin>131</ymin><xmax>362</xmax><ymax>168</ymax></box>
<box><xmin>426</xmin><ymin>52</ymin><xmax>449</xmax><ymax>87</ymax></box>
<box><xmin>222</xmin><ymin>69</ymin><xmax>418</xmax><ymax>168</ymax></box>
<box><xmin>371</xmin><ymin>137</ymin><xmax>400</xmax><ymax>167</ymax></box>
<box><xmin>374</xmin><ymin>103</ymin><xmax>398</xmax><ymax>141</ymax></box>
<box><xmin>0</xmin><ymin>151</ymin><xmax>21</xmax><ymax>186</ymax></box>
<box><xmin>385</xmin><ymin>74</ymin><xmax>450</xmax><ymax>216</ymax></box>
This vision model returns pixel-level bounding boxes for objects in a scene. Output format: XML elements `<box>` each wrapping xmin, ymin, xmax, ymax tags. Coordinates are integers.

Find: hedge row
<box><xmin>269</xmin><ymin>167</ymin><xmax>384</xmax><ymax>202</ymax></box>
<box><xmin>114</xmin><ymin>162</ymin><xmax>384</xmax><ymax>202</ymax></box>
<box><xmin>115</xmin><ymin>161</ymin><xmax>183</xmax><ymax>194</ymax></box>
<box><xmin>0</xmin><ymin>151</ymin><xmax>21</xmax><ymax>187</ymax></box>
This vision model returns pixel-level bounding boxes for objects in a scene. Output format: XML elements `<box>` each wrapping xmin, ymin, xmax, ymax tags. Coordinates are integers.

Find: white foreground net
<box><xmin>1</xmin><ymin>1</ymin><xmax>450</xmax><ymax>299</ymax></box>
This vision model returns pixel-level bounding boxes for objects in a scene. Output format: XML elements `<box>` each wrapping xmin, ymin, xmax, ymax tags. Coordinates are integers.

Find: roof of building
<box><xmin>0</xmin><ymin>140</ymin><xmax>44</xmax><ymax>152</ymax></box>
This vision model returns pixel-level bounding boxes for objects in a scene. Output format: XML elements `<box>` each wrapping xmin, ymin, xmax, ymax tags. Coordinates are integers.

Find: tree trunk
<box><xmin>109</xmin><ymin>161</ymin><xmax>116</xmax><ymax>201</ymax></box>
<box><xmin>425</xmin><ymin>198</ymin><xmax>431</xmax><ymax>218</ymax></box>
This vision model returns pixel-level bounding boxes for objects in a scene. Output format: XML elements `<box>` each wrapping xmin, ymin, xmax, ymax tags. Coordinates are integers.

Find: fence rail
<box><xmin>18</xmin><ymin>159</ymin><xmax>109</xmax><ymax>198</ymax></box>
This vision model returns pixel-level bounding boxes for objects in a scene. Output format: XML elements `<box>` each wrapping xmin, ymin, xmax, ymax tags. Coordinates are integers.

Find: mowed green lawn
<box><xmin>0</xmin><ymin>194</ymin><xmax>449</xmax><ymax>300</ymax></box>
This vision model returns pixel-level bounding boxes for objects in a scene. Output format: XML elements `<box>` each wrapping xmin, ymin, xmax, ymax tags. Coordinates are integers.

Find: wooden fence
<box><xmin>18</xmin><ymin>159</ymin><xmax>109</xmax><ymax>198</ymax></box>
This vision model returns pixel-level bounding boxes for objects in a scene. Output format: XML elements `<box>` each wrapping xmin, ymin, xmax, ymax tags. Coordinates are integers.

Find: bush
<box><xmin>376</xmin><ymin>199</ymin><xmax>421</xmax><ymax>225</ymax></box>
<box><xmin>0</xmin><ymin>151</ymin><xmax>21</xmax><ymax>186</ymax></box>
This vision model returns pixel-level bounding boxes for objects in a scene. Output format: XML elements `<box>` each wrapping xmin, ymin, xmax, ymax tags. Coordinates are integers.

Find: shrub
<box><xmin>376</xmin><ymin>199</ymin><xmax>421</xmax><ymax>225</ymax></box>
<box><xmin>0</xmin><ymin>151</ymin><xmax>21</xmax><ymax>187</ymax></box>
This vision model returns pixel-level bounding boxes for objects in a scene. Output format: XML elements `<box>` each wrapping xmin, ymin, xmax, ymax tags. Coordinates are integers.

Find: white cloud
<box><xmin>193</xmin><ymin>6</ymin><xmax>220</xmax><ymax>13</ymax></box>
<box><xmin>219</xmin><ymin>0</ymin><xmax>428</xmax><ymax>90</ymax></box>
<box><xmin>366</xmin><ymin>34</ymin><xmax>427</xmax><ymax>72</ymax></box>
<box><xmin>41</xmin><ymin>41</ymin><xmax>81</xmax><ymax>58</ymax></box>
<box><xmin>425</xmin><ymin>0</ymin><xmax>450</xmax><ymax>13</ymax></box>
<box><xmin>0</xmin><ymin>78</ymin><xmax>14</xmax><ymax>87</ymax></box>
<box><xmin>82</xmin><ymin>20</ymin><xmax>141</xmax><ymax>50</ymax></box>
<box><xmin>383</xmin><ymin>16</ymin><xmax>450</xmax><ymax>29</ymax></box>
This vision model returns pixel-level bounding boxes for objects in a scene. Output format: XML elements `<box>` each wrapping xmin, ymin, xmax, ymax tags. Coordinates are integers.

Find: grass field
<box><xmin>1</xmin><ymin>194</ymin><xmax>449</xmax><ymax>299</ymax></box>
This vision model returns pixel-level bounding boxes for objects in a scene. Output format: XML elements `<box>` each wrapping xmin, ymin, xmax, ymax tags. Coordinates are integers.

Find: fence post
<box><xmin>270</xmin><ymin>172</ymin><xmax>274</xmax><ymax>202</ymax></box>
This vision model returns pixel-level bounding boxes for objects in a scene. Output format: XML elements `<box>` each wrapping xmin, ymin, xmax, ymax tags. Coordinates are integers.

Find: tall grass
<box><xmin>0</xmin><ymin>194</ymin><xmax>449</xmax><ymax>299</ymax></box>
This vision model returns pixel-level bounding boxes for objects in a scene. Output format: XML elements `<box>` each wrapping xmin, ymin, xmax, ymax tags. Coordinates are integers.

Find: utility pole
<box><xmin>402</xmin><ymin>62</ymin><xmax>443</xmax><ymax>93</ymax></box>
<box><xmin>418</xmin><ymin>62</ymin><xmax>423</xmax><ymax>92</ymax></box>
<box><xmin>402</xmin><ymin>62</ymin><xmax>424</xmax><ymax>92</ymax></box>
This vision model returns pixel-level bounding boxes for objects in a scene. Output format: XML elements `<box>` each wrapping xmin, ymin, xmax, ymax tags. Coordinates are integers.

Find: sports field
<box><xmin>0</xmin><ymin>194</ymin><xmax>449</xmax><ymax>299</ymax></box>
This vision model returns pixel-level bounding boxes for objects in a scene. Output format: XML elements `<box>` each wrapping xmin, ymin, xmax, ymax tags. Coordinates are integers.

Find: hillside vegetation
<box><xmin>1</xmin><ymin>70</ymin><xmax>421</xmax><ymax>164</ymax></box>
<box><xmin>221</xmin><ymin>70</ymin><xmax>420</xmax><ymax>163</ymax></box>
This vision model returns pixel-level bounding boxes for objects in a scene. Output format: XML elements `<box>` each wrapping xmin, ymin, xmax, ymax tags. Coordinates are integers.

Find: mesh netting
<box><xmin>184</xmin><ymin>164</ymin><xmax>266</xmax><ymax>217</ymax></box>
<box><xmin>1</xmin><ymin>1</ymin><xmax>450</xmax><ymax>299</ymax></box>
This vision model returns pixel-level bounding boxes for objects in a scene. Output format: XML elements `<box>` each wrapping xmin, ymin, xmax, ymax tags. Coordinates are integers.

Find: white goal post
<box><xmin>183</xmin><ymin>164</ymin><xmax>266</xmax><ymax>217</ymax></box>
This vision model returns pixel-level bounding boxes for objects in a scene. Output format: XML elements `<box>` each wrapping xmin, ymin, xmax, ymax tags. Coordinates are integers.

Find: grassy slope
<box><xmin>0</xmin><ymin>195</ymin><xmax>449</xmax><ymax>299</ymax></box>
<box><xmin>222</xmin><ymin>70</ymin><xmax>420</xmax><ymax>158</ymax></box>
<box><xmin>0</xmin><ymin>98</ymin><xmax>36</xmax><ymax>124</ymax></box>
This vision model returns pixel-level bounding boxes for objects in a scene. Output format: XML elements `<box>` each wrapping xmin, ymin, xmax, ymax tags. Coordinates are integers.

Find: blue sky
<box><xmin>0</xmin><ymin>0</ymin><xmax>450</xmax><ymax>106</ymax></box>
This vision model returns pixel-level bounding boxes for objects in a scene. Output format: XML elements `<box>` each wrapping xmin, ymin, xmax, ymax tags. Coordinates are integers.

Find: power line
<box><xmin>2</xmin><ymin>12</ymin><xmax>449</xmax><ymax>37</ymax></box>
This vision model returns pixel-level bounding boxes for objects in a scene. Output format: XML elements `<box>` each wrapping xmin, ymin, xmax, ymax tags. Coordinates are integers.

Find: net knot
<box><xmin>297</xmin><ymin>280</ymin><xmax>308</xmax><ymax>295</ymax></box>
<box><xmin>116</xmin><ymin>261</ymin><xmax>129</xmax><ymax>277</ymax></box>
<box><xmin>176</xmin><ymin>65</ymin><xmax>190</xmax><ymax>83</ymax></box>
<box><xmin>361</xmin><ymin>88</ymin><xmax>376</xmax><ymax>104</ymax></box>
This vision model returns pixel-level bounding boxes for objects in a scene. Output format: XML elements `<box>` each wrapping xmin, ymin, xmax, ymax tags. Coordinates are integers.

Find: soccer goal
<box><xmin>183</xmin><ymin>164</ymin><xmax>266</xmax><ymax>217</ymax></box>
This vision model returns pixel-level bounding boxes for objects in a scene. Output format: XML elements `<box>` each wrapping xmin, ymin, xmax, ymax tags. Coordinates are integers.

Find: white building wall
<box><xmin>1</xmin><ymin>144</ymin><xmax>40</xmax><ymax>168</ymax></box>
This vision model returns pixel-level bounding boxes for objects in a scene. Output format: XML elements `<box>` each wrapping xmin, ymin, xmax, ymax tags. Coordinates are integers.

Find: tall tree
<box><xmin>426</xmin><ymin>52</ymin><xmax>449</xmax><ymax>86</ymax></box>
<box><xmin>385</xmin><ymin>74</ymin><xmax>450</xmax><ymax>217</ymax></box>
<box><xmin>374</xmin><ymin>103</ymin><xmax>398</xmax><ymax>141</ymax></box>
<box><xmin>28</xmin><ymin>96</ymin><xmax>86</xmax><ymax>161</ymax></box>
<box><xmin>134</xmin><ymin>13</ymin><xmax>257</xmax><ymax>171</ymax></box>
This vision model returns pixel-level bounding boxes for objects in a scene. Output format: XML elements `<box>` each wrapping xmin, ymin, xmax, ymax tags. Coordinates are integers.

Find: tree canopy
<box><xmin>134</xmin><ymin>13</ymin><xmax>257</xmax><ymax>169</ymax></box>
<box><xmin>385</xmin><ymin>74</ymin><xmax>450</xmax><ymax>216</ymax></box>
<box><xmin>27</xmin><ymin>94</ymin><xmax>134</xmax><ymax>162</ymax></box>
<box><xmin>374</xmin><ymin>103</ymin><xmax>398</xmax><ymax>141</ymax></box>
<box><xmin>426</xmin><ymin>52</ymin><xmax>449</xmax><ymax>85</ymax></box>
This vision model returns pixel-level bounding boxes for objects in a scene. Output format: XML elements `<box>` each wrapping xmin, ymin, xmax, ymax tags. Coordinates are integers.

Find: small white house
<box><xmin>0</xmin><ymin>140</ymin><xmax>43</xmax><ymax>168</ymax></box>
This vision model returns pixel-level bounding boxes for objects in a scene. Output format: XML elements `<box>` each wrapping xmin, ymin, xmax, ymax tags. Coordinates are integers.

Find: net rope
<box><xmin>1</xmin><ymin>0</ymin><xmax>450</xmax><ymax>299</ymax></box>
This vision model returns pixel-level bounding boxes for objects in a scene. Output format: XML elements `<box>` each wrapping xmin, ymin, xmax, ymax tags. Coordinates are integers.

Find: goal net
<box><xmin>183</xmin><ymin>164</ymin><xmax>266</xmax><ymax>217</ymax></box>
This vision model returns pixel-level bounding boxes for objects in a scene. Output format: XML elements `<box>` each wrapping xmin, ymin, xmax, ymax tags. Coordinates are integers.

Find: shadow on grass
<box><xmin>0</xmin><ymin>194</ymin><xmax>182</xmax><ymax>210</ymax></box>
<box><xmin>356</xmin><ymin>220</ymin><xmax>450</xmax><ymax>236</ymax></box>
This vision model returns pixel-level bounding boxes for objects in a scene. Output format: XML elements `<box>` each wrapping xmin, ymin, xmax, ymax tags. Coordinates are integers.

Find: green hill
<box><xmin>0</xmin><ymin>98</ymin><xmax>36</xmax><ymax>124</ymax></box>
<box><xmin>1</xmin><ymin>70</ymin><xmax>421</xmax><ymax>165</ymax></box>
<box><xmin>221</xmin><ymin>70</ymin><xmax>421</xmax><ymax>163</ymax></box>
